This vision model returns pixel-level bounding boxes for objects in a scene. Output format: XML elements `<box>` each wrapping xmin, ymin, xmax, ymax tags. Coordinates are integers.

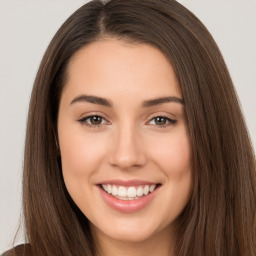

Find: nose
<box><xmin>109</xmin><ymin>124</ymin><xmax>147</xmax><ymax>169</ymax></box>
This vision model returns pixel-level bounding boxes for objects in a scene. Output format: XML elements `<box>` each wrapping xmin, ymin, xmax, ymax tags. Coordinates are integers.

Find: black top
<box><xmin>1</xmin><ymin>244</ymin><xmax>32</xmax><ymax>256</ymax></box>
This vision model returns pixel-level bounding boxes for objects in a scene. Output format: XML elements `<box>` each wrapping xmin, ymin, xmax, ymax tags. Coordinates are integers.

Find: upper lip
<box><xmin>98</xmin><ymin>179</ymin><xmax>160</xmax><ymax>186</ymax></box>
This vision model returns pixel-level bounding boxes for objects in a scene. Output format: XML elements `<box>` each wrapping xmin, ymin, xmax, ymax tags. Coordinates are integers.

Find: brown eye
<box><xmin>78</xmin><ymin>115</ymin><xmax>108</xmax><ymax>127</ymax></box>
<box><xmin>89</xmin><ymin>116</ymin><xmax>103</xmax><ymax>125</ymax></box>
<box><xmin>155</xmin><ymin>117</ymin><xmax>167</xmax><ymax>125</ymax></box>
<box><xmin>148</xmin><ymin>116</ymin><xmax>177</xmax><ymax>126</ymax></box>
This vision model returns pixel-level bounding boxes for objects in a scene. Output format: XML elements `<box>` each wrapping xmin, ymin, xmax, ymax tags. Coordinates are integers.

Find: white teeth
<box><xmin>118</xmin><ymin>186</ymin><xmax>127</xmax><ymax>197</ymax></box>
<box><xmin>115</xmin><ymin>196</ymin><xmax>141</xmax><ymax>200</ymax></box>
<box><xmin>137</xmin><ymin>186</ymin><xmax>144</xmax><ymax>197</ymax></box>
<box><xmin>112</xmin><ymin>185</ymin><xmax>118</xmax><ymax>196</ymax></box>
<box><xmin>143</xmin><ymin>185</ymin><xmax>149</xmax><ymax>195</ymax></box>
<box><xmin>101</xmin><ymin>184</ymin><xmax>158</xmax><ymax>200</ymax></box>
<box><xmin>127</xmin><ymin>187</ymin><xmax>136</xmax><ymax>197</ymax></box>
<box><xmin>107</xmin><ymin>184</ymin><xmax>112</xmax><ymax>194</ymax></box>
<box><xmin>149</xmin><ymin>184</ymin><xmax>156</xmax><ymax>192</ymax></box>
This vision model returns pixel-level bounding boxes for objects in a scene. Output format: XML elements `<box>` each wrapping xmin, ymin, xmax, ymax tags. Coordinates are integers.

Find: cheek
<box><xmin>150</xmin><ymin>131</ymin><xmax>192</xmax><ymax>223</ymax></box>
<box><xmin>59</xmin><ymin>129</ymin><xmax>108</xmax><ymax>178</ymax></box>
<box><xmin>58</xmin><ymin>125</ymin><xmax>111</xmax><ymax>214</ymax></box>
<box><xmin>58</xmin><ymin>127</ymin><xmax>110</xmax><ymax>211</ymax></box>
<box><xmin>150</xmin><ymin>130</ymin><xmax>191</xmax><ymax>174</ymax></box>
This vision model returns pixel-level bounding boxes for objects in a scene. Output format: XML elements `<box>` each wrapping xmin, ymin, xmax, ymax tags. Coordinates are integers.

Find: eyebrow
<box><xmin>70</xmin><ymin>94</ymin><xmax>184</xmax><ymax>107</ymax></box>
<box><xmin>142</xmin><ymin>96</ymin><xmax>184</xmax><ymax>107</ymax></box>
<box><xmin>70</xmin><ymin>95</ymin><xmax>112</xmax><ymax>107</ymax></box>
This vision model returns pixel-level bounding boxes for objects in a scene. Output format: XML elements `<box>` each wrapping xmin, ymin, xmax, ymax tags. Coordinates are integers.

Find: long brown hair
<box><xmin>22</xmin><ymin>0</ymin><xmax>256</xmax><ymax>255</ymax></box>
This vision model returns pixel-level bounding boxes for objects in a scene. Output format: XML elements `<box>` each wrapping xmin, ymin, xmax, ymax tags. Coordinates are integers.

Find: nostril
<box><xmin>109</xmin><ymin>151</ymin><xmax>147</xmax><ymax>169</ymax></box>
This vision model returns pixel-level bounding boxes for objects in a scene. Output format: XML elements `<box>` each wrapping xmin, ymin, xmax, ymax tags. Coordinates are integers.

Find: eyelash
<box><xmin>78</xmin><ymin>115</ymin><xmax>109</xmax><ymax>128</ymax></box>
<box><xmin>78</xmin><ymin>114</ymin><xmax>177</xmax><ymax>129</ymax></box>
<box><xmin>147</xmin><ymin>116</ymin><xmax>177</xmax><ymax>127</ymax></box>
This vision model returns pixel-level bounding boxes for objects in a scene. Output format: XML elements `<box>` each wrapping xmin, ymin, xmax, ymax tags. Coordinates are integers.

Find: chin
<box><xmin>90</xmin><ymin>216</ymin><xmax>169</xmax><ymax>244</ymax></box>
<box><xmin>109</xmin><ymin>229</ymin><xmax>154</xmax><ymax>243</ymax></box>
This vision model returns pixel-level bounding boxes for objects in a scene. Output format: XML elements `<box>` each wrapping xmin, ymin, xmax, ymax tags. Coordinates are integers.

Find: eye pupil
<box><xmin>90</xmin><ymin>116</ymin><xmax>102</xmax><ymax>125</ymax></box>
<box><xmin>155</xmin><ymin>117</ymin><xmax>166</xmax><ymax>125</ymax></box>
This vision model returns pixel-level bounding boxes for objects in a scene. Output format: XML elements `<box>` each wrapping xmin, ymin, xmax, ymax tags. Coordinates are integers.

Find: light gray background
<box><xmin>0</xmin><ymin>0</ymin><xmax>255</xmax><ymax>253</ymax></box>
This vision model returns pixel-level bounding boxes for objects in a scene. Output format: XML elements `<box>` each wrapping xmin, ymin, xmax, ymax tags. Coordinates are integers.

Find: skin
<box><xmin>58</xmin><ymin>39</ymin><xmax>192</xmax><ymax>256</ymax></box>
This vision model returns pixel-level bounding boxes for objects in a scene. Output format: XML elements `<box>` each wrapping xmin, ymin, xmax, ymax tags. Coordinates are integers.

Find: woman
<box><xmin>3</xmin><ymin>0</ymin><xmax>256</xmax><ymax>255</ymax></box>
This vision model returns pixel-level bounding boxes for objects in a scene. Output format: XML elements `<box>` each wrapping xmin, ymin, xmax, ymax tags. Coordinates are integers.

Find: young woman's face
<box><xmin>58</xmin><ymin>39</ymin><xmax>192</xmax><ymax>244</ymax></box>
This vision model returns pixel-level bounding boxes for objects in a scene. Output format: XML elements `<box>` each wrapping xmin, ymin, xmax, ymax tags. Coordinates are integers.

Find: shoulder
<box><xmin>1</xmin><ymin>244</ymin><xmax>32</xmax><ymax>256</ymax></box>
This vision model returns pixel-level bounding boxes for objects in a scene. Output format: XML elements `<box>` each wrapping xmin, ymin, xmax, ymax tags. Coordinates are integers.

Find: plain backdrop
<box><xmin>0</xmin><ymin>0</ymin><xmax>255</xmax><ymax>253</ymax></box>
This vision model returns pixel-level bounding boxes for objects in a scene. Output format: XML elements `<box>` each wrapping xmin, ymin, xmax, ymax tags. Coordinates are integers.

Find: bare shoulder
<box><xmin>1</xmin><ymin>244</ymin><xmax>32</xmax><ymax>256</ymax></box>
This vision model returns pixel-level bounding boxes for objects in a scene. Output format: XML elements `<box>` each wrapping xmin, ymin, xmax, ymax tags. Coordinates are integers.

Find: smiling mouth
<box><xmin>100</xmin><ymin>184</ymin><xmax>161</xmax><ymax>200</ymax></box>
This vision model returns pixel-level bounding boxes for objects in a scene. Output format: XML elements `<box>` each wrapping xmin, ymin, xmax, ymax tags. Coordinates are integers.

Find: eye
<box><xmin>78</xmin><ymin>115</ymin><xmax>108</xmax><ymax>127</ymax></box>
<box><xmin>148</xmin><ymin>116</ymin><xmax>177</xmax><ymax>126</ymax></box>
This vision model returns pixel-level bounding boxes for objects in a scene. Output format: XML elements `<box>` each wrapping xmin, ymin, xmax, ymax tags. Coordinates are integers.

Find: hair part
<box><xmin>22</xmin><ymin>0</ymin><xmax>256</xmax><ymax>255</ymax></box>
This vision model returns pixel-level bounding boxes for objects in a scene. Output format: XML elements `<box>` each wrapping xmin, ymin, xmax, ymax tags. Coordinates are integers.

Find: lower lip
<box><xmin>98</xmin><ymin>185</ymin><xmax>159</xmax><ymax>213</ymax></box>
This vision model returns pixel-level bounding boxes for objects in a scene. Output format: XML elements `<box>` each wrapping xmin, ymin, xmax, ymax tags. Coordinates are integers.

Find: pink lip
<box><xmin>97</xmin><ymin>183</ymin><xmax>160</xmax><ymax>213</ymax></box>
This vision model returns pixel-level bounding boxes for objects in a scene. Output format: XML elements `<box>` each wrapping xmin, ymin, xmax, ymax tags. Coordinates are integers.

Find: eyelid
<box><xmin>146</xmin><ymin>112</ymin><xmax>177</xmax><ymax>121</ymax></box>
<box><xmin>147</xmin><ymin>117</ymin><xmax>176</xmax><ymax>126</ymax></box>
<box><xmin>145</xmin><ymin>112</ymin><xmax>177</xmax><ymax>127</ymax></box>
<box><xmin>77</xmin><ymin>112</ymin><xmax>111</xmax><ymax>128</ymax></box>
<box><xmin>76</xmin><ymin>111</ymin><xmax>177</xmax><ymax>128</ymax></box>
<box><xmin>77</xmin><ymin>111</ymin><xmax>109</xmax><ymax>119</ymax></box>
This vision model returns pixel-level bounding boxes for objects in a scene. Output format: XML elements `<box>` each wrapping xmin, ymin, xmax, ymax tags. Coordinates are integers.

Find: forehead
<box><xmin>62</xmin><ymin>39</ymin><xmax>182</xmax><ymax>101</ymax></box>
